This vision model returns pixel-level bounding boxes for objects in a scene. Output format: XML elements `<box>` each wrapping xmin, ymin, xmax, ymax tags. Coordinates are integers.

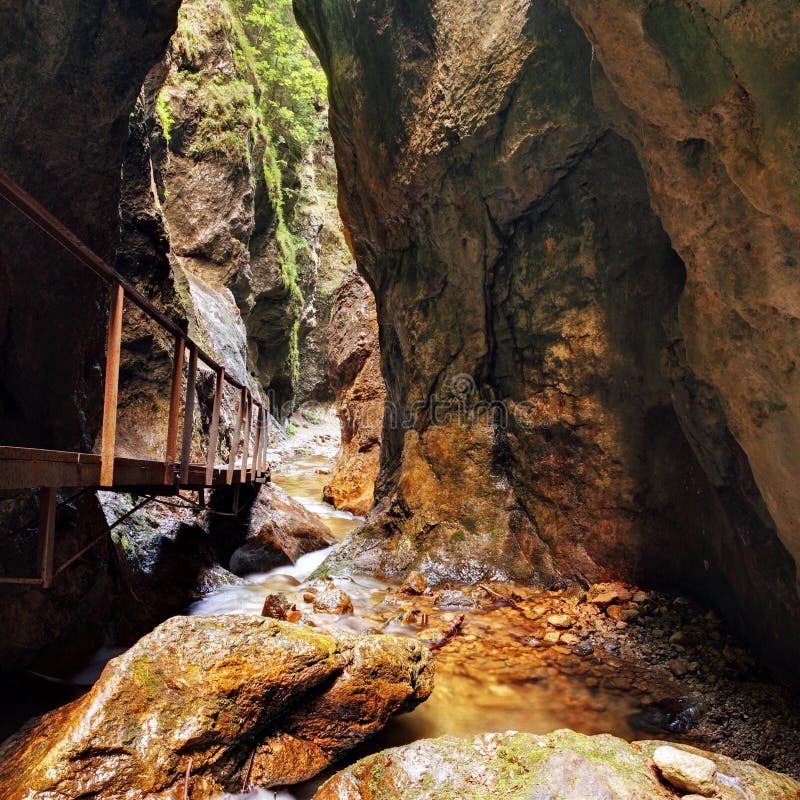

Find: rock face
<box><xmin>563</xmin><ymin>0</ymin><xmax>800</xmax><ymax>681</ymax></box>
<box><xmin>0</xmin><ymin>0</ymin><xmax>346</xmax><ymax>672</ymax></box>
<box><xmin>324</xmin><ymin>268</ymin><xmax>385</xmax><ymax>516</ymax></box>
<box><xmin>100</xmin><ymin>493</ymin><xmax>241</xmax><ymax>645</ymax></box>
<box><xmin>295</xmin><ymin>0</ymin><xmax>800</xmax><ymax>675</ymax></box>
<box><xmin>0</xmin><ymin>0</ymin><xmax>180</xmax><ymax>452</ymax></box>
<box><xmin>296</xmin><ymin>129</ymin><xmax>357</xmax><ymax>405</ymax></box>
<box><xmin>0</xmin><ymin>615</ymin><xmax>433</xmax><ymax>799</ymax></box>
<box><xmin>0</xmin><ymin>0</ymin><xmax>181</xmax><ymax>672</ymax></box>
<box><xmin>228</xmin><ymin>483</ymin><xmax>335</xmax><ymax>575</ymax></box>
<box><xmin>312</xmin><ymin>730</ymin><xmax>799</xmax><ymax>800</ymax></box>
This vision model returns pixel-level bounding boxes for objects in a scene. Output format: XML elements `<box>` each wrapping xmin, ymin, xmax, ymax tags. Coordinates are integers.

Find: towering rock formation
<box><xmin>295</xmin><ymin>0</ymin><xmax>800</xmax><ymax>676</ymax></box>
<box><xmin>0</xmin><ymin>0</ymin><xmax>182</xmax><ymax>671</ymax></box>
<box><xmin>324</xmin><ymin>268</ymin><xmax>385</xmax><ymax>516</ymax></box>
<box><xmin>0</xmin><ymin>0</ymin><xmax>181</xmax><ymax>451</ymax></box>
<box><xmin>0</xmin><ymin>0</ymin><xmax>347</xmax><ymax>671</ymax></box>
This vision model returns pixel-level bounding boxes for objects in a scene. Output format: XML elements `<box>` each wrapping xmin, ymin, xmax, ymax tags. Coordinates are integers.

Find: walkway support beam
<box><xmin>100</xmin><ymin>283</ymin><xmax>123</xmax><ymax>487</ymax></box>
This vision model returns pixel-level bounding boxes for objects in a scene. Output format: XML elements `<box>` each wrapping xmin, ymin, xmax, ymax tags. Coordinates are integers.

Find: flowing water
<box><xmin>193</xmin><ymin>442</ymin><xmax>659</xmax><ymax>799</ymax></box>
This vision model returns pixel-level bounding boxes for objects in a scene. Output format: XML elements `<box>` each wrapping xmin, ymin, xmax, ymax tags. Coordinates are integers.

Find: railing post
<box><xmin>100</xmin><ymin>283</ymin><xmax>124</xmax><ymax>486</ymax></box>
<box><xmin>240</xmin><ymin>391</ymin><xmax>252</xmax><ymax>483</ymax></box>
<box><xmin>38</xmin><ymin>487</ymin><xmax>57</xmax><ymax>589</ymax></box>
<box><xmin>164</xmin><ymin>335</ymin><xmax>185</xmax><ymax>484</ymax></box>
<box><xmin>251</xmin><ymin>406</ymin><xmax>263</xmax><ymax>481</ymax></box>
<box><xmin>180</xmin><ymin>343</ymin><xmax>198</xmax><ymax>486</ymax></box>
<box><xmin>206</xmin><ymin>367</ymin><xmax>224</xmax><ymax>486</ymax></box>
<box><xmin>226</xmin><ymin>386</ymin><xmax>246</xmax><ymax>485</ymax></box>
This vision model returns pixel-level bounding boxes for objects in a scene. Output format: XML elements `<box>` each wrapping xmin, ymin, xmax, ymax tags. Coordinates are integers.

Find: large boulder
<box><xmin>228</xmin><ymin>483</ymin><xmax>335</xmax><ymax>575</ymax></box>
<box><xmin>312</xmin><ymin>730</ymin><xmax>800</xmax><ymax>800</ymax></box>
<box><xmin>324</xmin><ymin>268</ymin><xmax>385</xmax><ymax>516</ymax></box>
<box><xmin>0</xmin><ymin>615</ymin><xmax>433</xmax><ymax>799</ymax></box>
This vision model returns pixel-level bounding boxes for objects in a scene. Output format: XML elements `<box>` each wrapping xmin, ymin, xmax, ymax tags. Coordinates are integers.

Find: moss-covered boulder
<box><xmin>0</xmin><ymin>616</ymin><xmax>433</xmax><ymax>799</ymax></box>
<box><xmin>312</xmin><ymin>730</ymin><xmax>800</xmax><ymax>800</ymax></box>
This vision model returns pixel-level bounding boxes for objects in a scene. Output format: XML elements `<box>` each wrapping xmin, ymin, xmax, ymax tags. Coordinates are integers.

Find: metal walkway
<box><xmin>0</xmin><ymin>169</ymin><xmax>270</xmax><ymax>587</ymax></box>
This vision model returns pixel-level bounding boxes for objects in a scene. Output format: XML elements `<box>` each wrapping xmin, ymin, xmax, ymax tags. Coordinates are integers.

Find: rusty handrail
<box><xmin>0</xmin><ymin>169</ymin><xmax>260</xmax><ymax>398</ymax></box>
<box><xmin>0</xmin><ymin>168</ymin><xmax>268</xmax><ymax>485</ymax></box>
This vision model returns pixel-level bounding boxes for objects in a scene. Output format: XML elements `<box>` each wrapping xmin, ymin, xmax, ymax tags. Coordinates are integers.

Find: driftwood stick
<box><xmin>429</xmin><ymin>614</ymin><xmax>465</xmax><ymax>651</ymax></box>
<box><xmin>479</xmin><ymin>583</ymin><xmax>524</xmax><ymax>611</ymax></box>
<box><xmin>183</xmin><ymin>756</ymin><xmax>193</xmax><ymax>800</ymax></box>
<box><xmin>242</xmin><ymin>748</ymin><xmax>256</xmax><ymax>793</ymax></box>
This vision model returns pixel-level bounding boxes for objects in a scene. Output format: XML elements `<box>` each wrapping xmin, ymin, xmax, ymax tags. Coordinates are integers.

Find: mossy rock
<box><xmin>313</xmin><ymin>729</ymin><xmax>799</xmax><ymax>800</ymax></box>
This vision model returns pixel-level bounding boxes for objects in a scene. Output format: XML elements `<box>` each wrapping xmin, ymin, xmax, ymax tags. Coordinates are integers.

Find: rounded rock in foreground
<box><xmin>652</xmin><ymin>745</ymin><xmax>717</xmax><ymax>796</ymax></box>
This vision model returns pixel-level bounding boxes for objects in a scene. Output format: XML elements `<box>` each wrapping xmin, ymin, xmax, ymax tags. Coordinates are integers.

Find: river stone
<box><xmin>0</xmin><ymin>615</ymin><xmax>433</xmax><ymax>799</ymax></box>
<box><xmin>637</xmin><ymin>741</ymin><xmax>800</xmax><ymax>800</ymax></box>
<box><xmin>400</xmin><ymin>570</ymin><xmax>428</xmax><ymax>595</ymax></box>
<box><xmin>652</xmin><ymin>745</ymin><xmax>717</xmax><ymax>795</ymax></box>
<box><xmin>313</xmin><ymin>586</ymin><xmax>354</xmax><ymax>614</ymax></box>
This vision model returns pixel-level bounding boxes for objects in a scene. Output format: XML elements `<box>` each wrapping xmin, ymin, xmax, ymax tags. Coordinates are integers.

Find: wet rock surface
<box><xmin>0</xmin><ymin>615</ymin><xmax>433</xmax><ymax>799</ymax></box>
<box><xmin>312</xmin><ymin>730</ymin><xmax>799</xmax><ymax>800</ymax></box>
<box><xmin>101</xmin><ymin>492</ymin><xmax>242</xmax><ymax>645</ymax></box>
<box><xmin>226</xmin><ymin>484</ymin><xmax>335</xmax><ymax>576</ymax></box>
<box><xmin>296</xmin><ymin>0</ymin><xmax>800</xmax><ymax>679</ymax></box>
<box><xmin>248</xmin><ymin>575</ymin><xmax>800</xmax><ymax>779</ymax></box>
<box><xmin>323</xmin><ymin>268</ymin><xmax>385</xmax><ymax>516</ymax></box>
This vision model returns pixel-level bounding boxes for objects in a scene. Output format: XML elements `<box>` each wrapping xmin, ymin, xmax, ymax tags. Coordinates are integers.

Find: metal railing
<box><xmin>0</xmin><ymin>168</ymin><xmax>269</xmax><ymax>488</ymax></box>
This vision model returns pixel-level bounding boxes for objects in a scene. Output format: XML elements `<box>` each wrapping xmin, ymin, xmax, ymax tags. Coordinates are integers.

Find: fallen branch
<box><xmin>242</xmin><ymin>748</ymin><xmax>256</xmax><ymax>793</ymax></box>
<box><xmin>429</xmin><ymin>614</ymin><xmax>465</xmax><ymax>651</ymax></box>
<box><xmin>183</xmin><ymin>756</ymin><xmax>193</xmax><ymax>800</ymax></box>
<box><xmin>479</xmin><ymin>583</ymin><xmax>524</xmax><ymax>611</ymax></box>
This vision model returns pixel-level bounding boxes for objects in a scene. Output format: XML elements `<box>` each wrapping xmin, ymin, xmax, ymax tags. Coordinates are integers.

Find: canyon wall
<box><xmin>295</xmin><ymin>0</ymin><xmax>800</xmax><ymax>675</ymax></box>
<box><xmin>0</xmin><ymin>0</ymin><xmax>348</xmax><ymax>671</ymax></box>
<box><xmin>323</xmin><ymin>267</ymin><xmax>384</xmax><ymax>516</ymax></box>
<box><xmin>0</xmin><ymin>0</ymin><xmax>182</xmax><ymax>670</ymax></box>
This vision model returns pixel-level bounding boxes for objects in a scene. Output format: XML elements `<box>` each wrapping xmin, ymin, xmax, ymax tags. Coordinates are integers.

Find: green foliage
<box><xmin>188</xmin><ymin>78</ymin><xmax>259</xmax><ymax>161</ymax></box>
<box><xmin>229</xmin><ymin>0</ymin><xmax>327</xmax><ymax>156</ymax></box>
<box><xmin>155</xmin><ymin>91</ymin><xmax>176</xmax><ymax>146</ymax></box>
<box><xmin>286</xmin><ymin>317</ymin><xmax>301</xmax><ymax>386</ymax></box>
<box><xmin>173</xmin><ymin>0</ymin><xmax>214</xmax><ymax>62</ymax></box>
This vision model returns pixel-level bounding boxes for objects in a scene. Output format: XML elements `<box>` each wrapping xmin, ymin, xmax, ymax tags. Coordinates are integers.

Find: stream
<box><xmin>191</xmin><ymin>440</ymin><xmax>656</xmax><ymax>799</ymax></box>
<box><xmin>3</xmin><ymin>420</ymin><xmax>798</xmax><ymax>795</ymax></box>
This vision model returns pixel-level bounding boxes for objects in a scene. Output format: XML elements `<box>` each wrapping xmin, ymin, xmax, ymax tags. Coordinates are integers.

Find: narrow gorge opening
<box><xmin>1</xmin><ymin>1</ymin><xmax>800</xmax><ymax>798</ymax></box>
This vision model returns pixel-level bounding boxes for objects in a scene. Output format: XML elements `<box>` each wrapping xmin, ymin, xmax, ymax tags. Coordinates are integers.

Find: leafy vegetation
<box><xmin>155</xmin><ymin>92</ymin><xmax>175</xmax><ymax>146</ymax></box>
<box><xmin>230</xmin><ymin>0</ymin><xmax>327</xmax><ymax>157</ymax></box>
<box><xmin>153</xmin><ymin>0</ymin><xmax>331</xmax><ymax>398</ymax></box>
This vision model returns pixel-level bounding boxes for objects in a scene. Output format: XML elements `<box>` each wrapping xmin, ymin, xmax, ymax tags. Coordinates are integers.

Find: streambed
<box><xmin>195</xmin><ymin>441</ymin><xmax>800</xmax><ymax>797</ymax></box>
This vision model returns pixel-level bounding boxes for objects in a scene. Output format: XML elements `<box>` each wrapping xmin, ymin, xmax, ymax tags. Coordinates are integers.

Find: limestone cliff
<box><xmin>0</xmin><ymin>0</ymin><xmax>346</xmax><ymax>672</ymax></box>
<box><xmin>295</xmin><ymin>0</ymin><xmax>800</xmax><ymax>677</ymax></box>
<box><xmin>323</xmin><ymin>268</ymin><xmax>384</xmax><ymax>516</ymax></box>
<box><xmin>0</xmin><ymin>0</ymin><xmax>182</xmax><ymax>671</ymax></box>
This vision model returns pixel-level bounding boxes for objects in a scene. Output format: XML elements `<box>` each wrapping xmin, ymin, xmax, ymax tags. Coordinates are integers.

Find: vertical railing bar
<box><xmin>206</xmin><ymin>367</ymin><xmax>224</xmax><ymax>486</ymax></box>
<box><xmin>240</xmin><ymin>391</ymin><xmax>252</xmax><ymax>483</ymax></box>
<box><xmin>180</xmin><ymin>344</ymin><xmax>198</xmax><ymax>486</ymax></box>
<box><xmin>227</xmin><ymin>386</ymin><xmax>246</xmax><ymax>485</ymax></box>
<box><xmin>99</xmin><ymin>283</ymin><xmax>124</xmax><ymax>487</ymax></box>
<box><xmin>251</xmin><ymin>406</ymin><xmax>263</xmax><ymax>482</ymax></box>
<box><xmin>38</xmin><ymin>487</ymin><xmax>57</xmax><ymax>589</ymax></box>
<box><xmin>164</xmin><ymin>335</ymin><xmax>185</xmax><ymax>484</ymax></box>
<box><xmin>267</xmin><ymin>395</ymin><xmax>272</xmax><ymax>471</ymax></box>
<box><xmin>262</xmin><ymin>399</ymin><xmax>270</xmax><ymax>476</ymax></box>
<box><xmin>259</xmin><ymin>407</ymin><xmax>267</xmax><ymax>475</ymax></box>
